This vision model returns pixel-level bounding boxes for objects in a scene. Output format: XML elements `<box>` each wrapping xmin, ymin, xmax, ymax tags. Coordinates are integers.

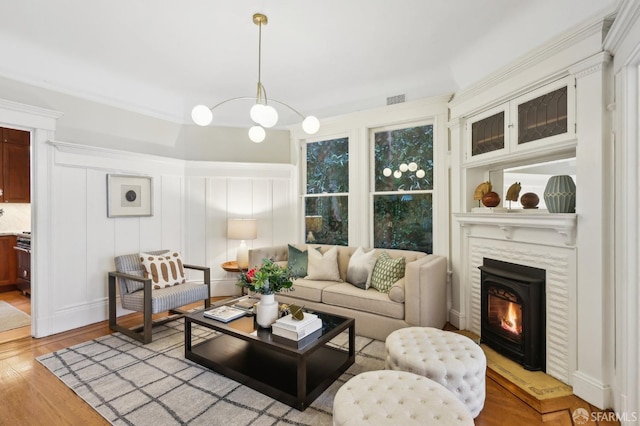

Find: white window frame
<box><xmin>292</xmin><ymin>96</ymin><xmax>449</xmax><ymax>257</ymax></box>
<box><xmin>369</xmin><ymin>119</ymin><xmax>436</xmax><ymax>252</ymax></box>
<box><xmin>301</xmin><ymin>134</ymin><xmax>351</xmax><ymax>245</ymax></box>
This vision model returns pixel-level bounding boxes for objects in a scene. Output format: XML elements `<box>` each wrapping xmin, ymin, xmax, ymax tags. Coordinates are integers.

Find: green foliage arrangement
<box><xmin>237</xmin><ymin>259</ymin><xmax>294</xmax><ymax>295</ymax></box>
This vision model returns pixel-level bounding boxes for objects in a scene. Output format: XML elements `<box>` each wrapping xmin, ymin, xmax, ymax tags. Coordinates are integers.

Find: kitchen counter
<box><xmin>0</xmin><ymin>232</ymin><xmax>31</xmax><ymax>238</ymax></box>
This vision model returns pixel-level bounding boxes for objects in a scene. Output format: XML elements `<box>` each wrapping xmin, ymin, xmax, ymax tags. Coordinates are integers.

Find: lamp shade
<box><xmin>305</xmin><ymin>215</ymin><xmax>323</xmax><ymax>232</ymax></box>
<box><xmin>228</xmin><ymin>218</ymin><xmax>257</xmax><ymax>269</ymax></box>
<box><xmin>248</xmin><ymin>125</ymin><xmax>266</xmax><ymax>143</ymax></box>
<box><xmin>191</xmin><ymin>104</ymin><xmax>213</xmax><ymax>126</ymax></box>
<box><xmin>227</xmin><ymin>219</ymin><xmax>258</xmax><ymax>240</ymax></box>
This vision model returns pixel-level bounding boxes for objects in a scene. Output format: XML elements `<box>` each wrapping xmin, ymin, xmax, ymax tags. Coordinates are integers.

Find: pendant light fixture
<box><xmin>191</xmin><ymin>13</ymin><xmax>320</xmax><ymax>143</ymax></box>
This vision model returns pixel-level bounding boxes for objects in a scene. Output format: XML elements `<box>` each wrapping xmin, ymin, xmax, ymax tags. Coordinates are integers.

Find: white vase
<box><xmin>256</xmin><ymin>293</ymin><xmax>279</xmax><ymax>328</ymax></box>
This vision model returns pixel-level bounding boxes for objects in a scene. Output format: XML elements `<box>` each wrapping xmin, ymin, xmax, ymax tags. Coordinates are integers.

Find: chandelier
<box><xmin>191</xmin><ymin>13</ymin><xmax>320</xmax><ymax>143</ymax></box>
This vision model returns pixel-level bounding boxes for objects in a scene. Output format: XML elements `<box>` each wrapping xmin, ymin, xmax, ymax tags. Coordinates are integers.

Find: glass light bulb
<box><xmin>260</xmin><ymin>105</ymin><xmax>278</xmax><ymax>128</ymax></box>
<box><xmin>248</xmin><ymin>125</ymin><xmax>266</xmax><ymax>143</ymax></box>
<box><xmin>302</xmin><ymin>116</ymin><xmax>320</xmax><ymax>134</ymax></box>
<box><xmin>393</xmin><ymin>170</ymin><xmax>402</xmax><ymax>179</ymax></box>
<box><xmin>191</xmin><ymin>105</ymin><xmax>213</xmax><ymax>126</ymax></box>
<box><xmin>416</xmin><ymin>169</ymin><xmax>425</xmax><ymax>178</ymax></box>
<box><xmin>383</xmin><ymin>167</ymin><xmax>392</xmax><ymax>177</ymax></box>
<box><xmin>408</xmin><ymin>162</ymin><xmax>418</xmax><ymax>172</ymax></box>
<box><xmin>399</xmin><ymin>163</ymin><xmax>409</xmax><ymax>172</ymax></box>
<box><xmin>250</xmin><ymin>103</ymin><xmax>266</xmax><ymax>123</ymax></box>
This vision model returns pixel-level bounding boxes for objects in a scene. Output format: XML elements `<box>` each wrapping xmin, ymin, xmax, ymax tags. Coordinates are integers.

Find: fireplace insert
<box><xmin>479</xmin><ymin>258</ymin><xmax>545</xmax><ymax>371</ymax></box>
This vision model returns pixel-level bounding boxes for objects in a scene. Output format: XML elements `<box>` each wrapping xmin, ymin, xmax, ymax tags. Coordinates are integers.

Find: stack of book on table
<box><xmin>271</xmin><ymin>312</ymin><xmax>322</xmax><ymax>347</ymax></box>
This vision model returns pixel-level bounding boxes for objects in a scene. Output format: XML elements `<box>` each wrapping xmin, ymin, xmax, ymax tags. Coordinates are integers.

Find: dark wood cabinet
<box><xmin>16</xmin><ymin>247</ymin><xmax>30</xmax><ymax>295</ymax></box>
<box><xmin>1</xmin><ymin>127</ymin><xmax>30</xmax><ymax>203</ymax></box>
<box><xmin>0</xmin><ymin>235</ymin><xmax>17</xmax><ymax>288</ymax></box>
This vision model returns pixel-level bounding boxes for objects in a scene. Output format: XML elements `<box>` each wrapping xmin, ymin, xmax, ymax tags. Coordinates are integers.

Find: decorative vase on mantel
<box><xmin>256</xmin><ymin>293</ymin><xmax>279</xmax><ymax>328</ymax></box>
<box><xmin>543</xmin><ymin>175</ymin><xmax>576</xmax><ymax>213</ymax></box>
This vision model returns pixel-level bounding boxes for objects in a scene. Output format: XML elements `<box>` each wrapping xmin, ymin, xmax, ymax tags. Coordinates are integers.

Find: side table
<box><xmin>222</xmin><ymin>260</ymin><xmax>247</xmax><ymax>294</ymax></box>
<box><xmin>221</xmin><ymin>260</ymin><xmax>243</xmax><ymax>272</ymax></box>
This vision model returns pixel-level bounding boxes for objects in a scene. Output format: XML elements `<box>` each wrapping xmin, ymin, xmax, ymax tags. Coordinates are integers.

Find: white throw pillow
<box><xmin>139</xmin><ymin>251</ymin><xmax>186</xmax><ymax>289</ymax></box>
<box><xmin>346</xmin><ymin>247</ymin><xmax>378</xmax><ymax>289</ymax></box>
<box><xmin>306</xmin><ymin>246</ymin><xmax>342</xmax><ymax>282</ymax></box>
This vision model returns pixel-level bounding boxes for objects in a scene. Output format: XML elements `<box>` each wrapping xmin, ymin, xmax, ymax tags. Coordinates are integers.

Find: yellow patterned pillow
<box><xmin>370</xmin><ymin>251</ymin><xmax>405</xmax><ymax>293</ymax></box>
<box><xmin>139</xmin><ymin>251</ymin><xmax>186</xmax><ymax>289</ymax></box>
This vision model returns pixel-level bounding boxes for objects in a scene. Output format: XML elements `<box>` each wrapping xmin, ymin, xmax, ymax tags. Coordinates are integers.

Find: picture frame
<box><xmin>106</xmin><ymin>174</ymin><xmax>153</xmax><ymax>218</ymax></box>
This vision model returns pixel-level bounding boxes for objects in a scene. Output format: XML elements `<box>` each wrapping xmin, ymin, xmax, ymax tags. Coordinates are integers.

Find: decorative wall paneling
<box><xmin>44</xmin><ymin>141</ymin><xmax>295</xmax><ymax>335</ymax></box>
<box><xmin>184</xmin><ymin>161</ymin><xmax>296</xmax><ymax>296</ymax></box>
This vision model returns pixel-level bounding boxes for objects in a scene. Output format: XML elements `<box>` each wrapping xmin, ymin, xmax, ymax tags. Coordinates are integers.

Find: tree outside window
<box><xmin>373</xmin><ymin>125</ymin><xmax>433</xmax><ymax>253</ymax></box>
<box><xmin>305</xmin><ymin>137</ymin><xmax>348</xmax><ymax>245</ymax></box>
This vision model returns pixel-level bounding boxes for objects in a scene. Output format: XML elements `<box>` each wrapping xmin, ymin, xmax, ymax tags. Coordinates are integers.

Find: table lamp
<box><xmin>305</xmin><ymin>215</ymin><xmax>323</xmax><ymax>243</ymax></box>
<box><xmin>228</xmin><ymin>218</ymin><xmax>257</xmax><ymax>269</ymax></box>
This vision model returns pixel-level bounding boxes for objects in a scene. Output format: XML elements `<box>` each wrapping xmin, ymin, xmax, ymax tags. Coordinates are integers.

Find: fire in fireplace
<box><xmin>479</xmin><ymin>258</ymin><xmax>545</xmax><ymax>371</ymax></box>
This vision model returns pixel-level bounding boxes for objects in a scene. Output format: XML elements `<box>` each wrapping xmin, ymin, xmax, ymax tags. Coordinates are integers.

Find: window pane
<box><xmin>373</xmin><ymin>194</ymin><xmax>432</xmax><ymax>253</ymax></box>
<box><xmin>374</xmin><ymin>126</ymin><xmax>433</xmax><ymax>192</ymax></box>
<box><xmin>305</xmin><ymin>196</ymin><xmax>348</xmax><ymax>245</ymax></box>
<box><xmin>306</xmin><ymin>137</ymin><xmax>349</xmax><ymax>194</ymax></box>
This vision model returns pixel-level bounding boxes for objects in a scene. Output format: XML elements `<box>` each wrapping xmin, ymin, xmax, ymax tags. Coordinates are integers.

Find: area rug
<box><xmin>0</xmin><ymin>300</ymin><xmax>30</xmax><ymax>332</ymax></box>
<box><xmin>37</xmin><ymin>319</ymin><xmax>385</xmax><ymax>425</ymax></box>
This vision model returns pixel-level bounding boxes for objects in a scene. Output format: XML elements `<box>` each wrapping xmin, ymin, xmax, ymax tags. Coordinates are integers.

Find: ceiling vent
<box><xmin>387</xmin><ymin>94</ymin><xmax>405</xmax><ymax>105</ymax></box>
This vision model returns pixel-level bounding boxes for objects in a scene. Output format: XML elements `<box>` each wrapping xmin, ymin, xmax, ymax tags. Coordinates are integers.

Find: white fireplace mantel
<box><xmin>453</xmin><ymin>211</ymin><xmax>578</xmax><ymax>385</ymax></box>
<box><xmin>454</xmin><ymin>213</ymin><xmax>577</xmax><ymax>246</ymax></box>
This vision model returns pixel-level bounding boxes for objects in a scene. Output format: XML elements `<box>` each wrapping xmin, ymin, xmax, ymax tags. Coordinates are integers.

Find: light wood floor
<box><xmin>0</xmin><ymin>290</ymin><xmax>620</xmax><ymax>425</ymax></box>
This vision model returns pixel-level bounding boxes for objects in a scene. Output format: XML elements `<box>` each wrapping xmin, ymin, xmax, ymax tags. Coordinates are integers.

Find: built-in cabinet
<box><xmin>15</xmin><ymin>247</ymin><xmax>30</xmax><ymax>295</ymax></box>
<box><xmin>1</xmin><ymin>127</ymin><xmax>30</xmax><ymax>203</ymax></box>
<box><xmin>0</xmin><ymin>235</ymin><xmax>17</xmax><ymax>288</ymax></box>
<box><xmin>450</xmin><ymin>42</ymin><xmax>613</xmax><ymax>409</ymax></box>
<box><xmin>465</xmin><ymin>77</ymin><xmax>576</xmax><ymax>166</ymax></box>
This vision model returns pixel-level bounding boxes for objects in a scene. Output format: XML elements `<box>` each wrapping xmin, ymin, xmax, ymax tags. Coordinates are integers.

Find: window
<box><xmin>372</xmin><ymin>124</ymin><xmax>434</xmax><ymax>253</ymax></box>
<box><xmin>304</xmin><ymin>137</ymin><xmax>349</xmax><ymax>245</ymax></box>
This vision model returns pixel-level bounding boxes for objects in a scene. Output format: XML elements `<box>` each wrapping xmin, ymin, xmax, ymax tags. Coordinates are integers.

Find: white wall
<box><xmin>33</xmin><ymin>141</ymin><xmax>297</xmax><ymax>336</ymax></box>
<box><xmin>184</xmin><ymin>161</ymin><xmax>297</xmax><ymax>295</ymax></box>
<box><xmin>604</xmin><ymin>0</ymin><xmax>640</xmax><ymax>421</ymax></box>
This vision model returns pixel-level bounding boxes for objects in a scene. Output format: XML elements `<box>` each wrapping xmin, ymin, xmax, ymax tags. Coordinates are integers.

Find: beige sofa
<box><xmin>248</xmin><ymin>244</ymin><xmax>447</xmax><ymax>341</ymax></box>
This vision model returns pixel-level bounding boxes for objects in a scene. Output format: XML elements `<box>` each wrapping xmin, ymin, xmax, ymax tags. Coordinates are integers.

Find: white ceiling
<box><xmin>0</xmin><ymin>0</ymin><xmax>618</xmax><ymax>128</ymax></box>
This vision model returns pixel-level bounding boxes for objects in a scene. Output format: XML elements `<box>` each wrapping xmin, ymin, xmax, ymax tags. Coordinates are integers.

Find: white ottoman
<box><xmin>385</xmin><ymin>327</ymin><xmax>486</xmax><ymax>418</ymax></box>
<box><xmin>333</xmin><ymin>370</ymin><xmax>474</xmax><ymax>426</ymax></box>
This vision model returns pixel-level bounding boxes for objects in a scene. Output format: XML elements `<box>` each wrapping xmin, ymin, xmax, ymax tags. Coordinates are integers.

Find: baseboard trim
<box><xmin>572</xmin><ymin>370</ymin><xmax>612</xmax><ymax>410</ymax></box>
<box><xmin>449</xmin><ymin>309</ymin><xmax>465</xmax><ymax>329</ymax></box>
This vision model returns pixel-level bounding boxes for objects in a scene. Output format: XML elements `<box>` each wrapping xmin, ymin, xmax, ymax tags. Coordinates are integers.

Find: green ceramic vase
<box><xmin>543</xmin><ymin>175</ymin><xmax>576</xmax><ymax>213</ymax></box>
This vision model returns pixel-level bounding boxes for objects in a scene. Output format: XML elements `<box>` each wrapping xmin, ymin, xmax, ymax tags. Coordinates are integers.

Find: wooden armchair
<box><xmin>108</xmin><ymin>250</ymin><xmax>211</xmax><ymax>344</ymax></box>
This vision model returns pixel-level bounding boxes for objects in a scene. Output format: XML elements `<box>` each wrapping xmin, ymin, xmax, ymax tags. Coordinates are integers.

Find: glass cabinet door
<box><xmin>517</xmin><ymin>86</ymin><xmax>568</xmax><ymax>145</ymax></box>
<box><xmin>471</xmin><ymin>111</ymin><xmax>505</xmax><ymax>156</ymax></box>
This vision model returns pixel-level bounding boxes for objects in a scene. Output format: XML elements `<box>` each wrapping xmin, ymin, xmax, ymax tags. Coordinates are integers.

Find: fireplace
<box><xmin>479</xmin><ymin>258</ymin><xmax>545</xmax><ymax>371</ymax></box>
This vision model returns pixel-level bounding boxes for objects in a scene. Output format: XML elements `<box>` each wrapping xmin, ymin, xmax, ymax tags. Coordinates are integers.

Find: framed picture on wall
<box><xmin>107</xmin><ymin>174</ymin><xmax>153</xmax><ymax>217</ymax></box>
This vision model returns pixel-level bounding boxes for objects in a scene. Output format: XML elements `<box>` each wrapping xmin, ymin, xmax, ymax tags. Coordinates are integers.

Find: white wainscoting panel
<box><xmin>184</xmin><ymin>163</ymin><xmax>296</xmax><ymax>296</ymax></box>
<box><xmin>39</xmin><ymin>142</ymin><xmax>297</xmax><ymax>335</ymax></box>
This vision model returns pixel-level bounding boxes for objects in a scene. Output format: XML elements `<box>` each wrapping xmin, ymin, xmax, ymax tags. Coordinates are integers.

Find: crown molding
<box><xmin>450</xmin><ymin>8</ymin><xmax>616</xmax><ymax>109</ymax></box>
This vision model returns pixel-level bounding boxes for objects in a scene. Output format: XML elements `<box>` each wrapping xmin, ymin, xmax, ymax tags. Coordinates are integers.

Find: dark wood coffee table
<box><xmin>184</xmin><ymin>299</ymin><xmax>355</xmax><ymax>411</ymax></box>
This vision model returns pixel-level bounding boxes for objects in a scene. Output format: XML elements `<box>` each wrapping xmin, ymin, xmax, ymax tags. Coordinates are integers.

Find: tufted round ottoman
<box><xmin>333</xmin><ymin>370</ymin><xmax>474</xmax><ymax>426</ymax></box>
<box><xmin>385</xmin><ymin>327</ymin><xmax>486</xmax><ymax>418</ymax></box>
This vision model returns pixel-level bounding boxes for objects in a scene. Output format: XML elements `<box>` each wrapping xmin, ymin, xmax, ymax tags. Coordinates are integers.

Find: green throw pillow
<box><xmin>287</xmin><ymin>244</ymin><xmax>311</xmax><ymax>277</ymax></box>
<box><xmin>370</xmin><ymin>251</ymin><xmax>406</xmax><ymax>293</ymax></box>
